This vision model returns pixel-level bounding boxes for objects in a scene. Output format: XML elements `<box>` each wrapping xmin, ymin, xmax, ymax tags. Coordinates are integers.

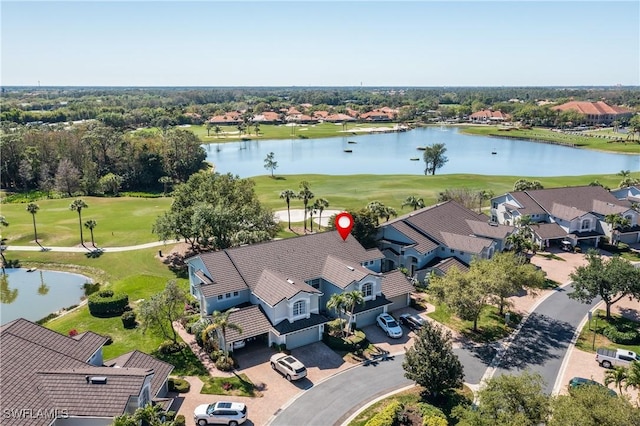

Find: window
<box><xmin>362</xmin><ymin>282</ymin><xmax>373</xmax><ymax>297</ymax></box>
<box><xmin>491</xmin><ymin>215</ymin><xmax>498</xmax><ymax>223</ymax></box>
<box><xmin>226</xmin><ymin>293</ymin><xmax>231</xmax><ymax>298</ymax></box>
<box><xmin>492</xmin><ymin>202</ymin><xmax>498</xmax><ymax>209</ymax></box>
<box><xmin>293</xmin><ymin>300</ymin><xmax>306</xmax><ymax>316</ymax></box>
<box><xmin>450</xmin><ymin>248</ymin><xmax>454</xmax><ymax>253</ymax></box>
<box><xmin>581</xmin><ymin>219</ymin><xmax>590</xmax><ymax>230</ymax></box>
<box><xmin>217</xmin><ymin>295</ymin><xmax>223</xmax><ymax>300</ymax></box>
<box><xmin>233</xmin><ymin>291</ymin><xmax>239</xmax><ymax>297</ymax></box>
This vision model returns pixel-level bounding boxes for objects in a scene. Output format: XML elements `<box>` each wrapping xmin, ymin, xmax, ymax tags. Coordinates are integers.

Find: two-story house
<box><xmin>490</xmin><ymin>185</ymin><xmax>640</xmax><ymax>248</ymax></box>
<box><xmin>187</xmin><ymin>231</ymin><xmax>414</xmax><ymax>350</ymax></box>
<box><xmin>376</xmin><ymin>201</ymin><xmax>515</xmax><ymax>281</ymax></box>
<box><xmin>0</xmin><ymin>318</ymin><xmax>174</xmax><ymax>426</ymax></box>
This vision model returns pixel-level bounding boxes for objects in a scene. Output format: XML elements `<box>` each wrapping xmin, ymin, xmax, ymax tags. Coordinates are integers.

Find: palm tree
<box><xmin>298</xmin><ymin>181</ymin><xmax>314</xmax><ymax>232</ymax></box>
<box><xmin>381</xmin><ymin>206</ymin><xmax>398</xmax><ymax>222</ymax></box>
<box><xmin>202</xmin><ymin>310</ymin><xmax>242</xmax><ymax>360</ymax></box>
<box><xmin>366</xmin><ymin>201</ymin><xmax>385</xmax><ymax>225</ymax></box>
<box><xmin>307</xmin><ymin>204</ymin><xmax>317</xmax><ymax>232</ymax></box>
<box><xmin>604</xmin><ymin>366</ymin><xmax>628</xmax><ymax>395</ymax></box>
<box><xmin>69</xmin><ymin>199</ymin><xmax>88</xmax><ymax>246</ymax></box>
<box><xmin>26</xmin><ymin>202</ymin><xmax>40</xmax><ymax>244</ymax></box>
<box><xmin>625</xmin><ymin>361</ymin><xmax>640</xmax><ymax>393</ymax></box>
<box><xmin>604</xmin><ymin>213</ymin><xmax>631</xmax><ymax>246</ymax></box>
<box><xmin>279</xmin><ymin>190</ymin><xmax>297</xmax><ymax>230</ymax></box>
<box><xmin>402</xmin><ymin>195</ymin><xmax>425</xmax><ymax>211</ymax></box>
<box><xmin>478</xmin><ymin>189</ymin><xmax>495</xmax><ymax>213</ymax></box>
<box><xmin>254</xmin><ymin>122</ymin><xmax>260</xmax><ymax>136</ymax></box>
<box><xmin>326</xmin><ymin>293</ymin><xmax>347</xmax><ymax>337</ymax></box>
<box><xmin>206</xmin><ymin>121</ymin><xmax>213</xmax><ymax>137</ymax></box>
<box><xmin>214</xmin><ymin>125</ymin><xmax>221</xmax><ymax>138</ymax></box>
<box><xmin>344</xmin><ymin>290</ymin><xmax>365</xmax><ymax>335</ymax></box>
<box><xmin>84</xmin><ymin>219</ymin><xmax>98</xmax><ymax>248</ymax></box>
<box><xmin>314</xmin><ymin>198</ymin><xmax>330</xmax><ymax>230</ymax></box>
<box><xmin>0</xmin><ymin>215</ymin><xmax>8</xmax><ymax>272</ymax></box>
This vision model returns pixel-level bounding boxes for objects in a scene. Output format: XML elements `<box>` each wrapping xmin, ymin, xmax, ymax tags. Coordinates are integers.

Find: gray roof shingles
<box><xmin>225</xmin><ymin>305</ymin><xmax>273</xmax><ymax>343</ymax></box>
<box><xmin>321</xmin><ymin>255</ymin><xmax>373</xmax><ymax>289</ymax></box>
<box><xmin>525</xmin><ymin>186</ymin><xmax>631</xmax><ymax>218</ymax></box>
<box><xmin>253</xmin><ymin>269</ymin><xmax>320</xmax><ymax>307</ymax></box>
<box><xmin>380</xmin><ymin>270</ymin><xmax>415</xmax><ymax>298</ymax></box>
<box><xmin>104</xmin><ymin>350</ymin><xmax>174</xmax><ymax>398</ymax></box>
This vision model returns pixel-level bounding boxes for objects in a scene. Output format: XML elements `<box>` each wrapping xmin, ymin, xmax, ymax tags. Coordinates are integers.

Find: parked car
<box><xmin>232</xmin><ymin>339</ymin><xmax>246</xmax><ymax>350</ymax></box>
<box><xmin>399</xmin><ymin>313</ymin><xmax>424</xmax><ymax>331</ymax></box>
<box><xmin>270</xmin><ymin>353</ymin><xmax>307</xmax><ymax>381</ymax></box>
<box><xmin>194</xmin><ymin>401</ymin><xmax>247</xmax><ymax>426</ymax></box>
<box><xmin>568</xmin><ymin>377</ymin><xmax>617</xmax><ymax>397</ymax></box>
<box><xmin>596</xmin><ymin>348</ymin><xmax>639</xmax><ymax>368</ymax></box>
<box><xmin>376</xmin><ymin>313</ymin><xmax>403</xmax><ymax>338</ymax></box>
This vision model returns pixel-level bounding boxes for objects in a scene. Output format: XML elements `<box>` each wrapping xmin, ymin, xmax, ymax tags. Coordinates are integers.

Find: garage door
<box><xmin>286</xmin><ymin>327</ymin><xmax>320</xmax><ymax>350</ymax></box>
<box><xmin>619</xmin><ymin>233</ymin><xmax>640</xmax><ymax>244</ymax></box>
<box><xmin>387</xmin><ymin>295</ymin><xmax>409</xmax><ymax>311</ymax></box>
<box><xmin>355</xmin><ymin>307</ymin><xmax>384</xmax><ymax>328</ymax></box>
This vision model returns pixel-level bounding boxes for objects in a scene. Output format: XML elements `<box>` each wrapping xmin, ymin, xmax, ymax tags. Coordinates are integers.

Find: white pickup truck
<box><xmin>596</xmin><ymin>348</ymin><xmax>639</xmax><ymax>368</ymax></box>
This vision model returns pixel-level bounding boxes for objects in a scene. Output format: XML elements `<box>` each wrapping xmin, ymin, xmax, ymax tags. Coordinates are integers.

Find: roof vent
<box><xmin>347</xmin><ymin>266</ymin><xmax>355</xmax><ymax>271</ymax></box>
<box><xmin>89</xmin><ymin>376</ymin><xmax>108</xmax><ymax>384</ymax></box>
<box><xmin>286</xmin><ymin>279</ymin><xmax>294</xmax><ymax>284</ymax></box>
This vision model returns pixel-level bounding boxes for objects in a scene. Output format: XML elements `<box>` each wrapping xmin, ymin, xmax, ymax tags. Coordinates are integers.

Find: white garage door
<box><xmin>387</xmin><ymin>295</ymin><xmax>409</xmax><ymax>311</ymax></box>
<box><xmin>286</xmin><ymin>327</ymin><xmax>320</xmax><ymax>349</ymax></box>
<box><xmin>355</xmin><ymin>307</ymin><xmax>384</xmax><ymax>328</ymax></box>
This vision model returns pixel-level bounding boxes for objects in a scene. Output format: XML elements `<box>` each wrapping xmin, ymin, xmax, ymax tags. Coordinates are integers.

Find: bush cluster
<box><xmin>158</xmin><ymin>340</ymin><xmax>186</xmax><ymax>355</ymax></box>
<box><xmin>364</xmin><ymin>401</ymin><xmax>403</xmax><ymax>426</ymax></box>
<box><xmin>168</xmin><ymin>378</ymin><xmax>191</xmax><ymax>393</ymax></box>
<box><xmin>323</xmin><ymin>329</ymin><xmax>367</xmax><ymax>352</ymax></box>
<box><xmin>215</xmin><ymin>356</ymin><xmax>235</xmax><ymax>372</ymax></box>
<box><xmin>603</xmin><ymin>324</ymin><xmax>640</xmax><ymax>345</ymax></box>
<box><xmin>121</xmin><ymin>311</ymin><xmax>137</xmax><ymax>329</ymax></box>
<box><xmin>174</xmin><ymin>414</ymin><xmax>186</xmax><ymax>426</ymax></box>
<box><xmin>418</xmin><ymin>403</ymin><xmax>448</xmax><ymax>426</ymax></box>
<box><xmin>88</xmin><ymin>290</ymin><xmax>129</xmax><ymax>317</ymax></box>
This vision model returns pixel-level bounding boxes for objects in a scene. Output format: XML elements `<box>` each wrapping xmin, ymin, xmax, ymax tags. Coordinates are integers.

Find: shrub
<box><xmin>168</xmin><ymin>377</ymin><xmax>191</xmax><ymax>393</ymax></box>
<box><xmin>418</xmin><ymin>403</ymin><xmax>448</xmax><ymax>426</ymax></box>
<box><xmin>574</xmin><ymin>246</ymin><xmax>582</xmax><ymax>253</ymax></box>
<box><xmin>121</xmin><ymin>311</ymin><xmax>137</xmax><ymax>329</ymax></box>
<box><xmin>364</xmin><ymin>401</ymin><xmax>403</xmax><ymax>426</ymax></box>
<box><xmin>209</xmin><ymin>350</ymin><xmax>224</xmax><ymax>362</ymax></box>
<box><xmin>68</xmin><ymin>329</ymin><xmax>78</xmax><ymax>337</ymax></box>
<box><xmin>36</xmin><ymin>313</ymin><xmax>59</xmax><ymax>324</ymax></box>
<box><xmin>423</xmin><ymin>417</ymin><xmax>448</xmax><ymax>426</ymax></box>
<box><xmin>164</xmin><ymin>411</ymin><xmax>176</xmax><ymax>421</ymax></box>
<box><xmin>215</xmin><ymin>355</ymin><xmax>235</xmax><ymax>372</ymax></box>
<box><xmin>158</xmin><ymin>340</ymin><xmax>185</xmax><ymax>355</ymax></box>
<box><xmin>603</xmin><ymin>324</ymin><xmax>640</xmax><ymax>345</ymax></box>
<box><xmin>174</xmin><ymin>414</ymin><xmax>186</xmax><ymax>426</ymax></box>
<box><xmin>323</xmin><ymin>329</ymin><xmax>367</xmax><ymax>352</ymax></box>
<box><xmin>88</xmin><ymin>290</ymin><xmax>129</xmax><ymax>317</ymax></box>
<box><xmin>83</xmin><ymin>282</ymin><xmax>101</xmax><ymax>296</ymax></box>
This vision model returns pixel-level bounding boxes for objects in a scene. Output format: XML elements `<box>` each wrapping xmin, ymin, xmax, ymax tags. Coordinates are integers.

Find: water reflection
<box><xmin>0</xmin><ymin>274</ymin><xmax>18</xmax><ymax>304</ymax></box>
<box><xmin>37</xmin><ymin>271</ymin><xmax>49</xmax><ymax>296</ymax></box>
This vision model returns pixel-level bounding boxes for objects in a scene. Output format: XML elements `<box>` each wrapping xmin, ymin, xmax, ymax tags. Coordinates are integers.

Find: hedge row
<box><xmin>88</xmin><ymin>290</ymin><xmax>129</xmax><ymax>317</ymax></box>
<box><xmin>168</xmin><ymin>378</ymin><xmax>191</xmax><ymax>393</ymax></box>
<box><xmin>603</xmin><ymin>324</ymin><xmax>640</xmax><ymax>345</ymax></box>
<box><xmin>322</xmin><ymin>330</ymin><xmax>367</xmax><ymax>352</ymax></box>
<box><xmin>364</xmin><ymin>401</ymin><xmax>403</xmax><ymax>426</ymax></box>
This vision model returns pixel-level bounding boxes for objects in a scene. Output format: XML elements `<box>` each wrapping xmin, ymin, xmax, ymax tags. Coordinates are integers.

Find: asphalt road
<box><xmin>492</xmin><ymin>285</ymin><xmax>600</xmax><ymax>394</ymax></box>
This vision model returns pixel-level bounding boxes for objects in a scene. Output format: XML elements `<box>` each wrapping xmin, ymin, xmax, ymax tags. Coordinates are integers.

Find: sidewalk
<box><xmin>5</xmin><ymin>240</ymin><xmax>180</xmax><ymax>252</ymax></box>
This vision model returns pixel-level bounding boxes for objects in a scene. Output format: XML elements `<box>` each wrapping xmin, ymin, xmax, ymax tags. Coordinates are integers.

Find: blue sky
<box><xmin>2</xmin><ymin>1</ymin><xmax>638</xmax><ymax>86</ymax></box>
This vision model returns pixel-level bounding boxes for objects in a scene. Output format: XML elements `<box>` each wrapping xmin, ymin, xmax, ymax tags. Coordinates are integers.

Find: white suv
<box><xmin>377</xmin><ymin>313</ymin><xmax>403</xmax><ymax>338</ymax></box>
<box><xmin>270</xmin><ymin>353</ymin><xmax>307</xmax><ymax>381</ymax></box>
<box><xmin>193</xmin><ymin>401</ymin><xmax>247</xmax><ymax>426</ymax></box>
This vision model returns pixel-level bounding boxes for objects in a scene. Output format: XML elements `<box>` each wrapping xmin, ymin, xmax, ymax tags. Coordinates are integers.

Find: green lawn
<box><xmin>427</xmin><ymin>303</ymin><xmax>522</xmax><ymax>343</ymax></box>
<box><xmin>459</xmin><ymin>125</ymin><xmax>640</xmax><ymax>154</ymax></box>
<box><xmin>200</xmin><ymin>373</ymin><xmax>259</xmax><ymax>397</ymax></box>
<box><xmin>184</xmin><ymin>122</ymin><xmax>401</xmax><ymax>143</ymax></box>
<box><xmin>575</xmin><ymin>309</ymin><xmax>640</xmax><ymax>355</ymax></box>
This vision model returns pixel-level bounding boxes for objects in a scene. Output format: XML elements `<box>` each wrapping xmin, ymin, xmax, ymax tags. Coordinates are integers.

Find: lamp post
<box><xmin>592</xmin><ymin>312</ymin><xmax>598</xmax><ymax>350</ymax></box>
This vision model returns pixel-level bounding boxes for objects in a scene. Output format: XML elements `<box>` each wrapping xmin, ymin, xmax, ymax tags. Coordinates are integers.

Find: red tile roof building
<box><xmin>552</xmin><ymin>101</ymin><xmax>633</xmax><ymax>125</ymax></box>
<box><xmin>469</xmin><ymin>109</ymin><xmax>511</xmax><ymax>122</ymax></box>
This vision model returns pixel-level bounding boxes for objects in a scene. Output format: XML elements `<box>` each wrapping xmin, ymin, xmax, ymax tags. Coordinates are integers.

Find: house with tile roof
<box><xmin>490</xmin><ymin>185</ymin><xmax>640</xmax><ymax>249</ymax></box>
<box><xmin>469</xmin><ymin>109</ymin><xmax>511</xmax><ymax>123</ymax></box>
<box><xmin>0</xmin><ymin>319</ymin><xmax>174</xmax><ymax>426</ymax></box>
<box><xmin>611</xmin><ymin>185</ymin><xmax>640</xmax><ymax>204</ymax></box>
<box><xmin>551</xmin><ymin>101</ymin><xmax>634</xmax><ymax>126</ymax></box>
<box><xmin>186</xmin><ymin>231</ymin><xmax>414</xmax><ymax>350</ymax></box>
<box><xmin>376</xmin><ymin>201</ymin><xmax>514</xmax><ymax>281</ymax></box>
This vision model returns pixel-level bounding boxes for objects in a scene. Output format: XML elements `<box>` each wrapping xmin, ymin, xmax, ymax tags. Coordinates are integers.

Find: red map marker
<box><xmin>335</xmin><ymin>212</ymin><xmax>354</xmax><ymax>241</ymax></box>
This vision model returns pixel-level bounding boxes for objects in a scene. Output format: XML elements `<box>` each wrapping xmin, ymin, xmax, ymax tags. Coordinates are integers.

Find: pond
<box><xmin>0</xmin><ymin>269</ymin><xmax>89</xmax><ymax>324</ymax></box>
<box><xmin>204</xmin><ymin>127</ymin><xmax>640</xmax><ymax>177</ymax></box>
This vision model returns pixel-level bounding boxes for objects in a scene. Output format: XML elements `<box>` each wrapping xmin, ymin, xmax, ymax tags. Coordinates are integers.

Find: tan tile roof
<box><xmin>385</xmin><ymin>201</ymin><xmax>512</xmax><ymax>254</ymax></box>
<box><xmin>196</xmin><ymin>252</ymin><xmax>248</xmax><ymax>298</ymax></box>
<box><xmin>526</xmin><ymin>186</ymin><xmax>631</xmax><ymax>218</ymax></box>
<box><xmin>433</xmin><ymin>257</ymin><xmax>470</xmax><ymax>274</ymax></box>
<box><xmin>552</xmin><ymin>101</ymin><xmax>633</xmax><ymax>115</ymax></box>
<box><xmin>104</xmin><ymin>350</ymin><xmax>174</xmax><ymax>398</ymax></box>
<box><xmin>506</xmin><ymin>192</ymin><xmax>548</xmax><ymax>215</ymax></box>
<box><xmin>225</xmin><ymin>305</ymin><xmax>273</xmax><ymax>343</ymax></box>
<box><xmin>388</xmin><ymin>221</ymin><xmax>439</xmax><ymax>254</ymax></box>
<box><xmin>253</xmin><ymin>269</ymin><xmax>320</xmax><ymax>307</ymax></box>
<box><xmin>37</xmin><ymin>367</ymin><xmax>152</xmax><ymax>418</ymax></box>
<box><xmin>380</xmin><ymin>270</ymin><xmax>415</xmax><ymax>298</ymax></box>
<box><xmin>325</xmin><ymin>113</ymin><xmax>355</xmax><ymax>121</ymax></box>
<box><xmin>321</xmin><ymin>255</ymin><xmax>374</xmax><ymax>289</ymax></box>
<box><xmin>534</xmin><ymin>222</ymin><xmax>568</xmax><ymax>240</ymax></box>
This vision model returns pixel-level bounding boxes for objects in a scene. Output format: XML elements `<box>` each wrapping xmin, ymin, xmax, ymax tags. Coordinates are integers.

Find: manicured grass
<box><xmin>200</xmin><ymin>373</ymin><xmax>259</xmax><ymax>397</ymax></box>
<box><xmin>253</xmin><ymin>172</ymin><xmax>637</xmax><ymax>213</ymax></box>
<box><xmin>428</xmin><ymin>303</ymin><xmax>522</xmax><ymax>343</ymax></box>
<box><xmin>459</xmin><ymin>125</ymin><xmax>640</xmax><ymax>154</ymax></box>
<box><xmin>185</xmin><ymin>122</ymin><xmax>400</xmax><ymax>143</ymax></box>
<box><xmin>575</xmin><ymin>309</ymin><xmax>640</xmax><ymax>354</ymax></box>
<box><xmin>347</xmin><ymin>385</ymin><xmax>473</xmax><ymax>426</ymax></box>
<box><xmin>1</xmin><ymin>196</ymin><xmax>172</xmax><ymax>247</ymax></box>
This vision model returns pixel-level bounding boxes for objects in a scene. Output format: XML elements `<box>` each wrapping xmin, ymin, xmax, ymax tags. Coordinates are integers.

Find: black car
<box><xmin>568</xmin><ymin>377</ymin><xmax>617</xmax><ymax>397</ymax></box>
<box><xmin>399</xmin><ymin>313</ymin><xmax>425</xmax><ymax>331</ymax></box>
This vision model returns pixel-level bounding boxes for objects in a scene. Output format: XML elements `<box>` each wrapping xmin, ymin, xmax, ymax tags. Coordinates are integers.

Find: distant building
<box><xmin>552</xmin><ymin>101</ymin><xmax>633</xmax><ymax>125</ymax></box>
<box><xmin>469</xmin><ymin>109</ymin><xmax>510</xmax><ymax>123</ymax></box>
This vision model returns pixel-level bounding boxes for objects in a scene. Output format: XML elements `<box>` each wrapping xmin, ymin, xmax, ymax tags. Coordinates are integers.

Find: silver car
<box><xmin>270</xmin><ymin>353</ymin><xmax>307</xmax><ymax>381</ymax></box>
<box><xmin>193</xmin><ymin>401</ymin><xmax>247</xmax><ymax>426</ymax></box>
<box><xmin>377</xmin><ymin>313</ymin><xmax>403</xmax><ymax>338</ymax></box>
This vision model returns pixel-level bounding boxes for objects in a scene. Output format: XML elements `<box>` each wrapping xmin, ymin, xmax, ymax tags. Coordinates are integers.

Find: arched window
<box><xmin>581</xmin><ymin>219</ymin><xmax>590</xmax><ymax>230</ymax></box>
<box><xmin>293</xmin><ymin>300</ymin><xmax>305</xmax><ymax>316</ymax></box>
<box><xmin>362</xmin><ymin>282</ymin><xmax>373</xmax><ymax>298</ymax></box>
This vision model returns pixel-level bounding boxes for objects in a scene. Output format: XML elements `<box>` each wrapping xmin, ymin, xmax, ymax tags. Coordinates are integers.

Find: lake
<box><xmin>204</xmin><ymin>127</ymin><xmax>640</xmax><ymax>177</ymax></box>
<box><xmin>1</xmin><ymin>269</ymin><xmax>88</xmax><ymax>324</ymax></box>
